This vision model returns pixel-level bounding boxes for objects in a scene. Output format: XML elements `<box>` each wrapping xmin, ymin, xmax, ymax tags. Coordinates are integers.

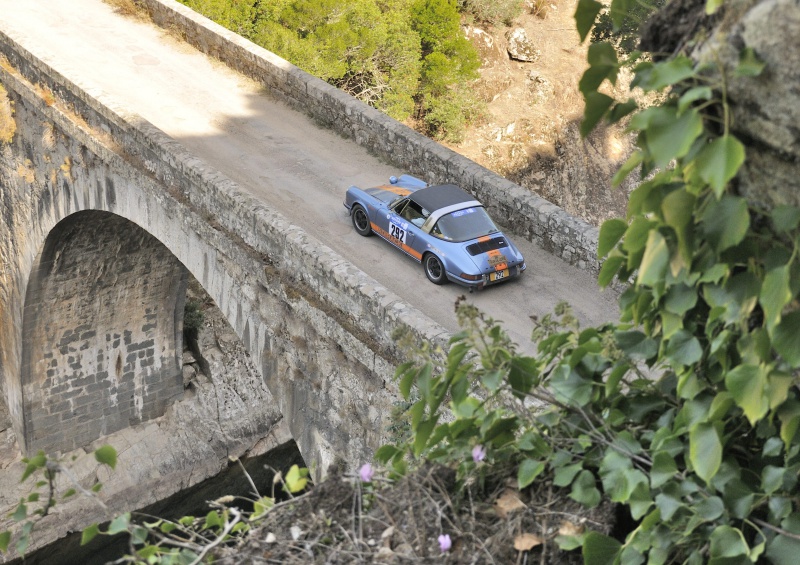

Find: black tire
<box><xmin>424</xmin><ymin>253</ymin><xmax>447</xmax><ymax>285</ymax></box>
<box><xmin>351</xmin><ymin>204</ymin><xmax>372</xmax><ymax>236</ymax></box>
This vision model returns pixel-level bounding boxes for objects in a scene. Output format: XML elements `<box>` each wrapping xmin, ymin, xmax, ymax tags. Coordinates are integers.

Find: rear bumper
<box><xmin>447</xmin><ymin>262</ymin><xmax>526</xmax><ymax>289</ymax></box>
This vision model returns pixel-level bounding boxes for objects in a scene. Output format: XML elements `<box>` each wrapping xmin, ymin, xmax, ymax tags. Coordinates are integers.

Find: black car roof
<box><xmin>409</xmin><ymin>184</ymin><xmax>477</xmax><ymax>212</ymax></box>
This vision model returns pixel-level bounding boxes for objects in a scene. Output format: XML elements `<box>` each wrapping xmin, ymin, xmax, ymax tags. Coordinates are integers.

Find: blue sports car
<box><xmin>343</xmin><ymin>175</ymin><xmax>526</xmax><ymax>289</ymax></box>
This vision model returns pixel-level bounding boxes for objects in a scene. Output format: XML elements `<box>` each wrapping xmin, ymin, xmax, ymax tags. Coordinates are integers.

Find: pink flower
<box><xmin>438</xmin><ymin>534</ymin><xmax>452</xmax><ymax>552</ymax></box>
<box><xmin>359</xmin><ymin>463</ymin><xmax>374</xmax><ymax>482</ymax></box>
<box><xmin>472</xmin><ymin>444</ymin><xmax>486</xmax><ymax>463</ymax></box>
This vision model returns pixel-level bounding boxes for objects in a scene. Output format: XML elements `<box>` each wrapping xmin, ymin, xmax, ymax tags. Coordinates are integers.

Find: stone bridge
<box><xmin>0</xmin><ymin>0</ymin><xmax>602</xmax><ymax>476</ymax></box>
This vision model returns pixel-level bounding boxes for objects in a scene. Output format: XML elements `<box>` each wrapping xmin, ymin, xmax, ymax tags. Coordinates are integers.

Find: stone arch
<box><xmin>19</xmin><ymin>210</ymin><xmax>188</xmax><ymax>454</ymax></box>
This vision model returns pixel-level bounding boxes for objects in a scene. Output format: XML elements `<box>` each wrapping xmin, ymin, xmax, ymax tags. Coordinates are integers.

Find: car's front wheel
<box><xmin>424</xmin><ymin>253</ymin><xmax>447</xmax><ymax>285</ymax></box>
<box><xmin>351</xmin><ymin>204</ymin><xmax>372</xmax><ymax>236</ymax></box>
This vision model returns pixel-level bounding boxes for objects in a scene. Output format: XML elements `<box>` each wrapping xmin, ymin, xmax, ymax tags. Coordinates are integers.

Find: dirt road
<box><xmin>0</xmin><ymin>0</ymin><xmax>618</xmax><ymax>352</ymax></box>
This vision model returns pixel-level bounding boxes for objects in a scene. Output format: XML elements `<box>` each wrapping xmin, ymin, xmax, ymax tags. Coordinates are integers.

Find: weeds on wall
<box><xmin>0</xmin><ymin>83</ymin><xmax>16</xmax><ymax>144</ymax></box>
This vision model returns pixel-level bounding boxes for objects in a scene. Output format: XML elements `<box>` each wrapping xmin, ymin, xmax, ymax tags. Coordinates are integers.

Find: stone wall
<box><xmin>137</xmin><ymin>0</ymin><xmax>600</xmax><ymax>272</ymax></box>
<box><xmin>21</xmin><ymin>211</ymin><xmax>186</xmax><ymax>454</ymax></box>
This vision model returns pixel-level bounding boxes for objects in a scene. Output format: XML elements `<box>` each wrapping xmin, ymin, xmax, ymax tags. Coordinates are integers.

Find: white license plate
<box><xmin>490</xmin><ymin>269</ymin><xmax>509</xmax><ymax>282</ymax></box>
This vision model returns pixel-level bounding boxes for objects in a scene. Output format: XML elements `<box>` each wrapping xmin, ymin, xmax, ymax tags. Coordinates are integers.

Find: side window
<box><xmin>402</xmin><ymin>201</ymin><xmax>426</xmax><ymax>227</ymax></box>
<box><xmin>392</xmin><ymin>199</ymin><xmax>409</xmax><ymax>215</ymax></box>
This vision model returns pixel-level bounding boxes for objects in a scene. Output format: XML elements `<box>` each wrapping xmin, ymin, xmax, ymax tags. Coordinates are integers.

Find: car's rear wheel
<box><xmin>351</xmin><ymin>204</ymin><xmax>371</xmax><ymax>236</ymax></box>
<box><xmin>424</xmin><ymin>253</ymin><xmax>447</xmax><ymax>285</ymax></box>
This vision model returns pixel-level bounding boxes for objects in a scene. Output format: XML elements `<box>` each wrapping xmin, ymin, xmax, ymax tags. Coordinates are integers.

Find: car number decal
<box><xmin>389</xmin><ymin>220</ymin><xmax>407</xmax><ymax>244</ymax></box>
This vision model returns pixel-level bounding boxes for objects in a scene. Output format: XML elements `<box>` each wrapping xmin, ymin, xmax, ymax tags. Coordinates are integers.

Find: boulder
<box><xmin>506</xmin><ymin>28</ymin><xmax>540</xmax><ymax>62</ymax></box>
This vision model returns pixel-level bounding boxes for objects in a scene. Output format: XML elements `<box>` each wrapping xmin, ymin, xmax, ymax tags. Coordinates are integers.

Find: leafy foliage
<box><xmin>0</xmin><ymin>446</ymin><xmax>116</xmax><ymax>557</ymax></box>
<box><xmin>178</xmin><ymin>0</ymin><xmax>483</xmax><ymax>140</ymax></box>
<box><xmin>378</xmin><ymin>1</ymin><xmax>800</xmax><ymax>563</ymax></box>
<box><xmin>458</xmin><ymin>0</ymin><xmax>524</xmax><ymax>25</ymax></box>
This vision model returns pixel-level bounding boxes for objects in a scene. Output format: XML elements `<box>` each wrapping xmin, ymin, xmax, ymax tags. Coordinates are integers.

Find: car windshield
<box><xmin>433</xmin><ymin>207</ymin><xmax>499</xmax><ymax>242</ymax></box>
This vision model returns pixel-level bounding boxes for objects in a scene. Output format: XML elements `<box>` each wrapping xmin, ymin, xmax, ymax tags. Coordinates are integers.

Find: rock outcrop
<box><xmin>641</xmin><ymin>0</ymin><xmax>800</xmax><ymax>209</ymax></box>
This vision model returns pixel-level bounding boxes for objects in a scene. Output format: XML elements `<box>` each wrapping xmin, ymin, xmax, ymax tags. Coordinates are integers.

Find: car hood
<box><xmin>365</xmin><ymin>185</ymin><xmax>412</xmax><ymax>204</ymax></box>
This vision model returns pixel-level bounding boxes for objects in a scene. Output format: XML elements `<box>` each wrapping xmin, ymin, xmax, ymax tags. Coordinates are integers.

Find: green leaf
<box><xmin>761</xmin><ymin>265</ymin><xmax>792</xmax><ymax>333</ymax></box>
<box><xmin>413</xmin><ymin>417</ymin><xmax>437</xmax><ymax>457</ymax></box>
<box><xmin>690</xmin><ymin>422</ymin><xmax>722</xmax><ymax>483</ymax></box>
<box><xmin>12</xmin><ymin>502</ymin><xmax>27</xmax><ymax>522</ymax></box>
<box><xmin>107</xmin><ymin>513</ymin><xmax>130</xmax><ymax>536</ymax></box>
<box><xmin>598</xmin><ymin>255</ymin><xmax>625</xmax><ymax>288</ymax></box>
<box><xmin>580</xmin><ymin>43</ymin><xmax>619</xmax><ymax>94</ymax></box>
<box><xmin>20</xmin><ymin>452</ymin><xmax>46</xmax><ymax>483</ymax></box>
<box><xmin>773</xmin><ymin>311</ymin><xmax>800</xmax><ymax>367</ymax></box>
<box><xmin>608</xmin><ymin>0</ymin><xmax>635</xmax><ymax>28</ymax></box>
<box><xmin>509</xmin><ymin>356</ymin><xmax>539</xmax><ymax>399</ymax></box>
<box><xmin>768</xmin><ymin>370</ymin><xmax>794</xmax><ymax>410</ymax></box>
<box><xmin>696</xmin><ymin>135</ymin><xmax>746</xmax><ymax>197</ymax></box>
<box><xmin>696</xmin><ymin>496</ymin><xmax>725</xmax><ymax>521</ymax></box>
<box><xmin>0</xmin><ymin>531</ymin><xmax>11</xmax><ymax>552</ymax></box>
<box><xmin>549</xmin><ymin>365</ymin><xmax>593</xmax><ymax>406</ymax></box>
<box><xmin>574</xmin><ymin>0</ymin><xmax>603</xmax><ymax>42</ymax></box>
<box><xmin>735</xmin><ymin>47</ymin><xmax>765</xmax><ymax>77</ymax></box>
<box><xmin>662</xmin><ymin>189</ymin><xmax>696</xmax><ymax>264</ymax></box>
<box><xmin>598</xmin><ymin>219</ymin><xmax>628</xmax><ymax>258</ymax></box>
<box><xmin>284</xmin><ymin>464</ymin><xmax>308</xmax><ymax>493</ymax></box>
<box><xmin>397</xmin><ymin>362</ymin><xmax>416</xmax><ymax>400</ymax></box>
<box><xmin>637</xmin><ymin>230</ymin><xmax>669</xmax><ymax>287</ymax></box>
<box><xmin>645</xmin><ymin>107</ymin><xmax>704</xmax><ymax>168</ymax></box>
<box><xmin>639</xmin><ymin>56</ymin><xmax>696</xmax><ymax>91</ymax></box>
<box><xmin>651</xmin><ymin>451</ymin><xmax>678</xmax><ymax>488</ymax></box>
<box><xmin>766</xmin><ymin>534</ymin><xmax>800</xmax><ymax>565</ymax></box>
<box><xmin>678</xmin><ymin>86</ymin><xmax>713</xmax><ymax>114</ymax></box>
<box><xmin>518</xmin><ymin>459</ymin><xmax>545</xmax><ymax>489</ymax></box>
<box><xmin>615</xmin><ymin>330</ymin><xmax>658</xmax><ymax>361</ymax></box>
<box><xmin>204</xmin><ymin>510</ymin><xmax>224</xmax><ymax>530</ymax></box>
<box><xmin>582</xmin><ymin>531</ymin><xmax>622</xmax><ymax>565</ymax></box>
<box><xmin>709</xmin><ymin>525</ymin><xmax>749</xmax><ymax>558</ymax></box>
<box><xmin>609</xmin><ymin>99</ymin><xmax>638</xmax><ymax>123</ymax></box>
<box><xmin>581</xmin><ymin>91</ymin><xmax>614</xmax><ymax>136</ymax></box>
<box><xmin>665</xmin><ymin>330</ymin><xmax>703</xmax><ymax>367</ymax></box>
<box><xmin>701</xmin><ymin>195</ymin><xmax>750</xmax><ymax>252</ymax></box>
<box><xmin>762</xmin><ymin>465</ymin><xmax>785</xmax><ymax>495</ymax></box>
<box><xmin>94</xmin><ymin>445</ymin><xmax>117</xmax><ymax>470</ymax></box>
<box><xmin>772</xmin><ymin>205</ymin><xmax>800</xmax><ymax>232</ymax></box>
<box><xmin>664</xmin><ymin>284</ymin><xmax>698</xmax><ymax>316</ymax></box>
<box><xmin>612</xmin><ymin>150</ymin><xmax>643</xmax><ymax>187</ymax></box>
<box><xmin>375</xmin><ymin>445</ymin><xmax>402</xmax><ymax>464</ymax></box>
<box><xmin>554</xmin><ymin>463</ymin><xmax>583</xmax><ymax>487</ymax></box>
<box><xmin>81</xmin><ymin>524</ymin><xmax>100</xmax><ymax>546</ymax></box>
<box><xmin>623</xmin><ymin>216</ymin><xmax>655</xmax><ymax>253</ymax></box>
<box><xmin>570</xmin><ymin>470</ymin><xmax>602</xmax><ymax>507</ymax></box>
<box><xmin>778</xmin><ymin>401</ymin><xmax>800</xmax><ymax>445</ymax></box>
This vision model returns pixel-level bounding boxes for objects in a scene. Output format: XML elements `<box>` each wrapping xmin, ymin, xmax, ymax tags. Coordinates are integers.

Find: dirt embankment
<box><xmin>455</xmin><ymin>0</ymin><xmax>636</xmax><ymax>227</ymax></box>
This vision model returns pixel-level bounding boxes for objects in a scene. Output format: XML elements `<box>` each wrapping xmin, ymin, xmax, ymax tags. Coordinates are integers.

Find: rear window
<box><xmin>433</xmin><ymin>207</ymin><xmax>499</xmax><ymax>242</ymax></box>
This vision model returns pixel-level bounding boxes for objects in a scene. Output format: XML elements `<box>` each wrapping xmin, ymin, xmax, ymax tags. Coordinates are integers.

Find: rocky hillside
<box><xmin>454</xmin><ymin>0</ymin><xmax>636</xmax><ymax>226</ymax></box>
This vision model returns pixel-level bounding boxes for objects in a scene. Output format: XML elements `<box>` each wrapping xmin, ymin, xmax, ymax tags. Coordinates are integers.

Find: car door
<box><xmin>376</xmin><ymin>199</ymin><xmax>419</xmax><ymax>258</ymax></box>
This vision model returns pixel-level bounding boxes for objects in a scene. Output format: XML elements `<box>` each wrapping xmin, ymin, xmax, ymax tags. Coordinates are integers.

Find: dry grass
<box><xmin>0</xmin><ymin>84</ymin><xmax>15</xmax><ymax>144</ymax></box>
<box><xmin>212</xmin><ymin>464</ymin><xmax>614</xmax><ymax>564</ymax></box>
<box><xmin>34</xmin><ymin>83</ymin><xmax>55</xmax><ymax>106</ymax></box>
<box><xmin>15</xmin><ymin>159</ymin><xmax>35</xmax><ymax>183</ymax></box>
<box><xmin>102</xmin><ymin>0</ymin><xmax>150</xmax><ymax>20</ymax></box>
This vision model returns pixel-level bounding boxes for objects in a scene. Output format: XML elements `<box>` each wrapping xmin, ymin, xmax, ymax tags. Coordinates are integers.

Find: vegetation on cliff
<box><xmin>176</xmin><ymin>0</ymin><xmax>487</xmax><ymax>140</ymax></box>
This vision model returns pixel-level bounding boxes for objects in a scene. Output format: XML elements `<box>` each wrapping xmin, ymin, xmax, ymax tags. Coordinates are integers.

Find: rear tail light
<box><xmin>460</xmin><ymin>273</ymin><xmax>483</xmax><ymax>281</ymax></box>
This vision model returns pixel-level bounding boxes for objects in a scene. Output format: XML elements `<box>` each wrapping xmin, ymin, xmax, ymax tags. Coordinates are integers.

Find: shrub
<box><xmin>459</xmin><ymin>0</ymin><xmax>524</xmax><ymax>26</ymax></box>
